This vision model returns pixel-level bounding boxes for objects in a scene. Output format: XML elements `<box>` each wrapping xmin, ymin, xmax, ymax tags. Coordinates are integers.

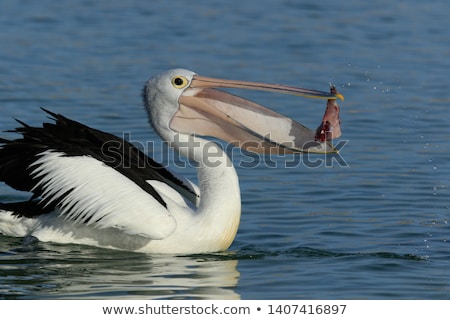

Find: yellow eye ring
<box><xmin>171</xmin><ymin>75</ymin><xmax>189</xmax><ymax>89</ymax></box>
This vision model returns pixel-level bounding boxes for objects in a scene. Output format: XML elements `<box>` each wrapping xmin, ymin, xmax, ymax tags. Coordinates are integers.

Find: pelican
<box><xmin>0</xmin><ymin>69</ymin><xmax>342</xmax><ymax>254</ymax></box>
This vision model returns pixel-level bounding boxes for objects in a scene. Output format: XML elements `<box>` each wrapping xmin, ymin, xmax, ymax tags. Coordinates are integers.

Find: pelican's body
<box><xmin>0</xmin><ymin>69</ymin><xmax>342</xmax><ymax>254</ymax></box>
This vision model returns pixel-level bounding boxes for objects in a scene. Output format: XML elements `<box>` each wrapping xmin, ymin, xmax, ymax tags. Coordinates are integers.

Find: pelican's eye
<box><xmin>171</xmin><ymin>76</ymin><xmax>189</xmax><ymax>89</ymax></box>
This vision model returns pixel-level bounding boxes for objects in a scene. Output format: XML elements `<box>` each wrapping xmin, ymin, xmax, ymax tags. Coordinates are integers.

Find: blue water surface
<box><xmin>0</xmin><ymin>0</ymin><xmax>449</xmax><ymax>299</ymax></box>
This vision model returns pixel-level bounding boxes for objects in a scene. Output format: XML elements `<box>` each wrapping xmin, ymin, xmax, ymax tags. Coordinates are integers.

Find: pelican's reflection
<box><xmin>13</xmin><ymin>245</ymin><xmax>241</xmax><ymax>299</ymax></box>
<box><xmin>146</xmin><ymin>254</ymin><xmax>240</xmax><ymax>299</ymax></box>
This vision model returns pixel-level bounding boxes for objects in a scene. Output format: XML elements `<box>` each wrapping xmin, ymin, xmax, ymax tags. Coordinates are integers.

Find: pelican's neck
<box><xmin>169</xmin><ymin>132</ymin><xmax>241</xmax><ymax>251</ymax></box>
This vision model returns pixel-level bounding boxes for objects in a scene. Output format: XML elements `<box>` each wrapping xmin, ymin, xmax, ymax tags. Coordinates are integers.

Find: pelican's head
<box><xmin>143</xmin><ymin>68</ymin><xmax>343</xmax><ymax>154</ymax></box>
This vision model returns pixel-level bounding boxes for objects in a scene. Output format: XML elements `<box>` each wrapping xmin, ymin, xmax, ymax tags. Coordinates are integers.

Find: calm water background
<box><xmin>0</xmin><ymin>0</ymin><xmax>449</xmax><ymax>299</ymax></box>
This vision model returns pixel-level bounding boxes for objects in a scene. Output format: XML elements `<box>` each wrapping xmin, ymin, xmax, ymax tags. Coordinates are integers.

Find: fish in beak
<box><xmin>170</xmin><ymin>74</ymin><xmax>343</xmax><ymax>154</ymax></box>
<box><xmin>315</xmin><ymin>85</ymin><xmax>342</xmax><ymax>143</ymax></box>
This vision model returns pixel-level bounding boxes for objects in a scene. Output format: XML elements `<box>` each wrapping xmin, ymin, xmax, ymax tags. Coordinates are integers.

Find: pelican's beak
<box><xmin>171</xmin><ymin>74</ymin><xmax>343</xmax><ymax>154</ymax></box>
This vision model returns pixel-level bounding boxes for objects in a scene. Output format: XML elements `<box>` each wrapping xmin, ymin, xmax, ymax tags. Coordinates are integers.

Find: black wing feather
<box><xmin>0</xmin><ymin>109</ymin><xmax>196</xmax><ymax>217</ymax></box>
